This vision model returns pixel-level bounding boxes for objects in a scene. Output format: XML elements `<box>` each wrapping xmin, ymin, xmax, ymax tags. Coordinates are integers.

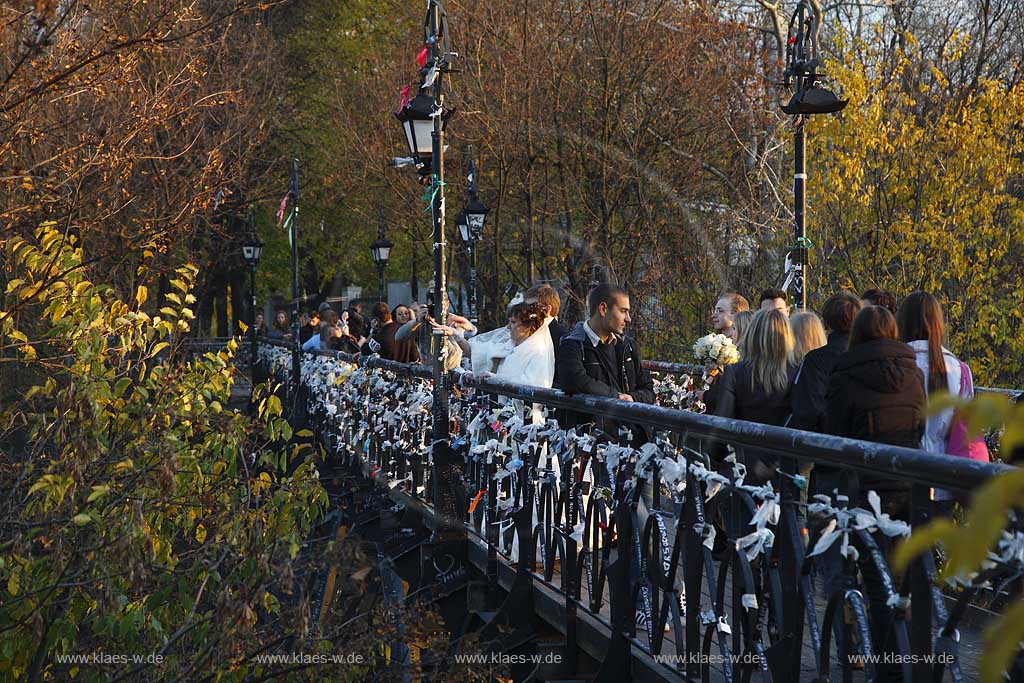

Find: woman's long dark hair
<box><xmin>897</xmin><ymin>291</ymin><xmax>947</xmax><ymax>393</ymax></box>
<box><xmin>849</xmin><ymin>305</ymin><xmax>899</xmax><ymax>347</ymax></box>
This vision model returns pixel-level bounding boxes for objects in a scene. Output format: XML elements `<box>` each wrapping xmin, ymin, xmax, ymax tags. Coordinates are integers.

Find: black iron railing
<box><xmin>250</xmin><ymin>337</ymin><xmax>1022</xmax><ymax>682</ymax></box>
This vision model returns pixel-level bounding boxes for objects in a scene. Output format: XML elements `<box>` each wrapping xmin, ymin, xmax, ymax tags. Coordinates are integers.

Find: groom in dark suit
<box><xmin>555</xmin><ymin>283</ymin><xmax>655</xmax><ymax>443</ymax></box>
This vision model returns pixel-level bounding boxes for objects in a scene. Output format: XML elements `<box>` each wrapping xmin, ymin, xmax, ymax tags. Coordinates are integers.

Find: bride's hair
<box><xmin>508</xmin><ymin>301</ymin><xmax>547</xmax><ymax>336</ymax></box>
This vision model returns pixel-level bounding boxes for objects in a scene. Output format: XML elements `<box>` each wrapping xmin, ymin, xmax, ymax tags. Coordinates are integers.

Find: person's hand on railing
<box><xmin>618</xmin><ymin>393</ymin><xmax>634</xmax><ymax>402</ymax></box>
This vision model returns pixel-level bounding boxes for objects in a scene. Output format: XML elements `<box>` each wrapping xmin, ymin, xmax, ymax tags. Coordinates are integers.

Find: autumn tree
<box><xmin>808</xmin><ymin>31</ymin><xmax>1024</xmax><ymax>386</ymax></box>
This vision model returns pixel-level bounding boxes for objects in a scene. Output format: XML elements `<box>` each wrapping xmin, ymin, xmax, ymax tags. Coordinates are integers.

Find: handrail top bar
<box><xmin>454</xmin><ymin>370</ymin><xmax>1010</xmax><ymax>492</ymax></box>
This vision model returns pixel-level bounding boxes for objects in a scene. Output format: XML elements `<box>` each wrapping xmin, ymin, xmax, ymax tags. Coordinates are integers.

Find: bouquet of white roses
<box><xmin>692</xmin><ymin>333</ymin><xmax>740</xmax><ymax>368</ymax></box>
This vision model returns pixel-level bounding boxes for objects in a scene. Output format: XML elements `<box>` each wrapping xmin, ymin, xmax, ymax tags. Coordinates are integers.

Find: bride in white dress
<box><xmin>469</xmin><ymin>300</ymin><xmax>559</xmax><ymax>564</ymax></box>
<box><xmin>470</xmin><ymin>299</ymin><xmax>555</xmax><ymax>392</ymax></box>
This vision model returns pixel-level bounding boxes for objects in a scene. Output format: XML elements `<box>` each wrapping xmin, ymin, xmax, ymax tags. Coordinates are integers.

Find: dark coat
<box><xmin>372</xmin><ymin>321</ymin><xmax>421</xmax><ymax>363</ymax></box>
<box><xmin>548</xmin><ymin>318</ymin><xmax>570</xmax><ymax>389</ymax></box>
<box><xmin>826</xmin><ymin>338</ymin><xmax>926</xmax><ymax>499</ymax></box>
<box><xmin>712</xmin><ymin>360</ymin><xmax>797</xmax><ymax>480</ymax></box>
<box><xmin>789</xmin><ymin>330</ymin><xmax>849</xmax><ymax>497</ymax></box>
<box><xmin>714</xmin><ymin>361</ymin><xmax>797</xmax><ymax>427</ymax></box>
<box><xmin>555</xmin><ymin>322</ymin><xmax>655</xmax><ymax>443</ymax></box>
<box><xmin>789</xmin><ymin>330</ymin><xmax>849</xmax><ymax>432</ymax></box>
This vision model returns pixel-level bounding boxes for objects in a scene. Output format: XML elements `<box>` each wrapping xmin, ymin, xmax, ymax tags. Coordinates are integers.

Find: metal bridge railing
<box><xmin>249</xmin><ymin>337</ymin><xmax>1021</xmax><ymax>682</ymax></box>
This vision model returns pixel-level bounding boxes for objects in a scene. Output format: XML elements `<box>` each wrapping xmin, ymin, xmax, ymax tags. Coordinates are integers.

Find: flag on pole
<box><xmin>276</xmin><ymin>192</ymin><xmax>290</xmax><ymax>225</ymax></box>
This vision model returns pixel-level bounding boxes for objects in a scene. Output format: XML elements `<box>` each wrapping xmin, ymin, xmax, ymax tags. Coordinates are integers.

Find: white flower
<box><xmin>693</xmin><ymin>333</ymin><xmax>738</xmax><ymax>368</ymax></box>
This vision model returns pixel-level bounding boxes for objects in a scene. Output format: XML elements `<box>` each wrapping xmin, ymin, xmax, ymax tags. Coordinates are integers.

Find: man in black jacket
<box><xmin>556</xmin><ymin>283</ymin><xmax>655</xmax><ymax>443</ymax></box>
<box><xmin>525</xmin><ymin>282</ymin><xmax>570</xmax><ymax>388</ymax></box>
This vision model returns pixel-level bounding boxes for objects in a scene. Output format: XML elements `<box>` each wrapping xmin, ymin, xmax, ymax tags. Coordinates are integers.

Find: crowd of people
<box><xmin>701</xmin><ymin>285</ymin><xmax>980</xmax><ymax>679</ymax></box>
<box><xmin>267</xmin><ymin>285</ymin><xmax>974</xmax><ymax>498</ymax></box>
<box><xmin>260</xmin><ymin>280</ymin><xmax>975</xmax><ymax>675</ymax></box>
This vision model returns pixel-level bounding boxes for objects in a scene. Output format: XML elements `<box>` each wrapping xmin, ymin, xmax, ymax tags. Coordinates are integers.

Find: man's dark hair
<box><xmin>759</xmin><ymin>288</ymin><xmax>788</xmax><ymax>305</ymax></box>
<box><xmin>588</xmin><ymin>283</ymin><xmax>628</xmax><ymax>316</ymax></box>
<box><xmin>370</xmin><ymin>301</ymin><xmax>391</xmax><ymax>323</ymax></box>
<box><xmin>861</xmin><ymin>288</ymin><xmax>897</xmax><ymax>315</ymax></box>
<box><xmin>821</xmin><ymin>292</ymin><xmax>863</xmax><ymax>333</ymax></box>
<box><xmin>349</xmin><ymin>301</ymin><xmax>363</xmax><ymax>313</ymax></box>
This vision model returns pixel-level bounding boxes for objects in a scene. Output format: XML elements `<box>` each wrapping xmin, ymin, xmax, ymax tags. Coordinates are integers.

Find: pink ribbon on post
<box><xmin>275</xmin><ymin>192</ymin><xmax>289</xmax><ymax>225</ymax></box>
<box><xmin>396</xmin><ymin>84</ymin><xmax>413</xmax><ymax>114</ymax></box>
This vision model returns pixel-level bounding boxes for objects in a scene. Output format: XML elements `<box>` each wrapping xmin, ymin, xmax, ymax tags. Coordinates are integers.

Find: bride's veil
<box><xmin>470</xmin><ymin>325</ymin><xmax>514</xmax><ymax>375</ymax></box>
<box><xmin>496</xmin><ymin>317</ymin><xmax>555</xmax><ymax>388</ymax></box>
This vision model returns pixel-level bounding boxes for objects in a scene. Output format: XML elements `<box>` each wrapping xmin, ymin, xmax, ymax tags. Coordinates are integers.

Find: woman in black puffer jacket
<box><xmin>826</xmin><ymin>305</ymin><xmax>925</xmax><ymax>514</ymax></box>
<box><xmin>825</xmin><ymin>305</ymin><xmax>925</xmax><ymax>683</ymax></box>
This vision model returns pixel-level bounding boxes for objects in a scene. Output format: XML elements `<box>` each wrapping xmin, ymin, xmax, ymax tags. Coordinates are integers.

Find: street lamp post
<box><xmin>242</xmin><ymin>223</ymin><xmax>263</xmax><ymax>378</ymax></box>
<box><xmin>370</xmin><ymin>212</ymin><xmax>394</xmax><ymax>302</ymax></box>
<box><xmin>287</xmin><ymin>159</ymin><xmax>301</xmax><ymax>391</ymax></box>
<box><xmin>781</xmin><ymin>0</ymin><xmax>846</xmax><ymax>313</ymax></box>
<box><xmin>395</xmin><ymin>0</ymin><xmax>456</xmax><ymax>515</ymax></box>
<box><xmin>456</xmin><ymin>153</ymin><xmax>489</xmax><ymax>326</ymax></box>
<box><xmin>774</xmin><ymin>5</ymin><xmax>847</xmax><ymax>678</ymax></box>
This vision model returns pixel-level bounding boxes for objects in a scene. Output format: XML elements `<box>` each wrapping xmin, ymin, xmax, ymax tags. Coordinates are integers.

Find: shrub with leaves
<box><xmin>0</xmin><ymin>224</ymin><xmax>330</xmax><ymax>681</ymax></box>
<box><xmin>893</xmin><ymin>392</ymin><xmax>1024</xmax><ymax>682</ymax></box>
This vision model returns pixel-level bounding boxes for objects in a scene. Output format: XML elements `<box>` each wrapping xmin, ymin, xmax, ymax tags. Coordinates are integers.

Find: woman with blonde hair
<box><xmin>713</xmin><ymin>308</ymin><xmax>798</xmax><ymax>480</ymax></box>
<box><xmin>790</xmin><ymin>311</ymin><xmax>827</xmax><ymax>363</ymax></box>
<box><xmin>731</xmin><ymin>310</ymin><xmax>754</xmax><ymax>350</ymax></box>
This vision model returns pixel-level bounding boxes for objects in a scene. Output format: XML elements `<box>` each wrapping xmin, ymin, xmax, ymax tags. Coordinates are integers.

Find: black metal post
<box><xmin>427</xmin><ymin>1</ymin><xmax>451</xmax><ymax>507</ymax></box>
<box><xmin>249</xmin><ymin>264</ymin><xmax>258</xmax><ymax>374</ymax></box>
<box><xmin>793</xmin><ymin>120</ymin><xmax>807</xmax><ymax>312</ymax></box>
<box><xmin>290</xmin><ymin>158</ymin><xmax>301</xmax><ymax>391</ymax></box>
<box><xmin>467</xmin><ymin>240</ymin><xmax>478</xmax><ymax>326</ymax></box>
<box><xmin>466</xmin><ymin>153</ymin><xmax>480</xmax><ymax>326</ymax></box>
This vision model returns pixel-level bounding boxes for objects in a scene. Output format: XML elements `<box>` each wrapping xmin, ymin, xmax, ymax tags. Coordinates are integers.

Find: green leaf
<box><xmin>113</xmin><ymin>378</ymin><xmax>131</xmax><ymax>398</ymax></box>
<box><xmin>72</xmin><ymin>513</ymin><xmax>92</xmax><ymax>526</ymax></box>
<box><xmin>265</xmin><ymin>395</ymin><xmax>283</xmax><ymax>418</ymax></box>
<box><xmin>983</xmin><ymin>598</ymin><xmax>1024</xmax><ymax>681</ymax></box>
<box><xmin>892</xmin><ymin>518</ymin><xmax>956</xmax><ymax>573</ymax></box>
<box><xmin>87</xmin><ymin>485</ymin><xmax>111</xmax><ymax>503</ymax></box>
